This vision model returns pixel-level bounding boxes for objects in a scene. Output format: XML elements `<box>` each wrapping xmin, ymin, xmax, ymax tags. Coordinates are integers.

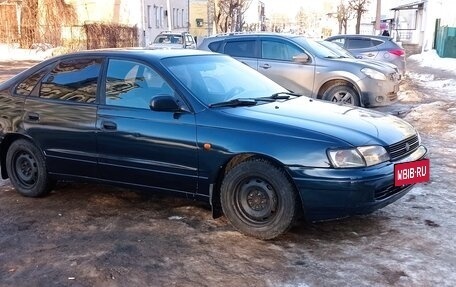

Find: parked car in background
<box><xmin>197</xmin><ymin>33</ymin><xmax>401</xmax><ymax>107</ymax></box>
<box><xmin>325</xmin><ymin>34</ymin><xmax>406</xmax><ymax>75</ymax></box>
<box><xmin>317</xmin><ymin>40</ymin><xmax>402</xmax><ymax>80</ymax></box>
<box><xmin>149</xmin><ymin>31</ymin><xmax>196</xmax><ymax>49</ymax></box>
<box><xmin>0</xmin><ymin>49</ymin><xmax>428</xmax><ymax>239</ymax></box>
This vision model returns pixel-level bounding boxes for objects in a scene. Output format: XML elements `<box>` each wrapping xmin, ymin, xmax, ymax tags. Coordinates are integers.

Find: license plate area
<box><xmin>394</xmin><ymin>159</ymin><xmax>430</xmax><ymax>186</ymax></box>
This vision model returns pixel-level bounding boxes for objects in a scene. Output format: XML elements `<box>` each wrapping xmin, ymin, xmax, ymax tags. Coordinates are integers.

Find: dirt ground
<box><xmin>0</xmin><ymin>60</ymin><xmax>455</xmax><ymax>287</ymax></box>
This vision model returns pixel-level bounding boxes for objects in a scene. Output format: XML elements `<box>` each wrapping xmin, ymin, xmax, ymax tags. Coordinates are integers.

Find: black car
<box><xmin>0</xmin><ymin>49</ymin><xmax>428</xmax><ymax>239</ymax></box>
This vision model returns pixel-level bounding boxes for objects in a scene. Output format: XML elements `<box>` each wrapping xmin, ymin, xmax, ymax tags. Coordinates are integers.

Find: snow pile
<box><xmin>0</xmin><ymin>44</ymin><xmax>56</xmax><ymax>61</ymax></box>
<box><xmin>408</xmin><ymin>50</ymin><xmax>456</xmax><ymax>76</ymax></box>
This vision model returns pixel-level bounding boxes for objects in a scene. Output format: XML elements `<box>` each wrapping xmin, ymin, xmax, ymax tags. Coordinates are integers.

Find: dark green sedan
<box><xmin>0</xmin><ymin>49</ymin><xmax>428</xmax><ymax>239</ymax></box>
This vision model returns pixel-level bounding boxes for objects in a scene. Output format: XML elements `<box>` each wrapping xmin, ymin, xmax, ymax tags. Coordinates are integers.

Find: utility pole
<box><xmin>375</xmin><ymin>0</ymin><xmax>381</xmax><ymax>34</ymax></box>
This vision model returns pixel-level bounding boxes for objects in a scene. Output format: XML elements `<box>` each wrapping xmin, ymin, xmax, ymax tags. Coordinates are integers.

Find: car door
<box><xmin>222</xmin><ymin>39</ymin><xmax>258</xmax><ymax>70</ymax></box>
<box><xmin>345</xmin><ymin>37</ymin><xmax>379</xmax><ymax>60</ymax></box>
<box><xmin>258</xmin><ymin>39</ymin><xmax>315</xmax><ymax>96</ymax></box>
<box><xmin>23</xmin><ymin>57</ymin><xmax>102</xmax><ymax>178</ymax></box>
<box><xmin>97</xmin><ymin>58</ymin><xmax>198</xmax><ymax>195</ymax></box>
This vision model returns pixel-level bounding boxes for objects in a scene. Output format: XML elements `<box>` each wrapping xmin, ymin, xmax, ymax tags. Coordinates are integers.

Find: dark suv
<box><xmin>197</xmin><ymin>33</ymin><xmax>400</xmax><ymax>107</ymax></box>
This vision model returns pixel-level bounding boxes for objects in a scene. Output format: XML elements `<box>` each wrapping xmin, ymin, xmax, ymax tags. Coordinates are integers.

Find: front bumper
<box><xmin>357</xmin><ymin>76</ymin><xmax>400</xmax><ymax>107</ymax></box>
<box><xmin>288</xmin><ymin>145</ymin><xmax>427</xmax><ymax>222</ymax></box>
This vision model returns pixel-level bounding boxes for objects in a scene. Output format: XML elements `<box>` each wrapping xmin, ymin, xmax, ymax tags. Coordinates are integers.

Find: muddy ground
<box><xmin>0</xmin><ymin>60</ymin><xmax>455</xmax><ymax>287</ymax></box>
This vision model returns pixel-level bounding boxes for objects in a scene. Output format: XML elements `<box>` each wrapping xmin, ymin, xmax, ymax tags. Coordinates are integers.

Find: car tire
<box><xmin>6</xmin><ymin>139</ymin><xmax>53</xmax><ymax>197</ymax></box>
<box><xmin>322</xmin><ymin>83</ymin><xmax>360</xmax><ymax>106</ymax></box>
<box><xmin>220</xmin><ymin>158</ymin><xmax>298</xmax><ymax>240</ymax></box>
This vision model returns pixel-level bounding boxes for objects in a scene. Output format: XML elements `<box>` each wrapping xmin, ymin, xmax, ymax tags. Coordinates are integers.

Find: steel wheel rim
<box><xmin>14</xmin><ymin>151</ymin><xmax>38</xmax><ymax>187</ymax></box>
<box><xmin>234</xmin><ymin>177</ymin><xmax>278</xmax><ymax>226</ymax></box>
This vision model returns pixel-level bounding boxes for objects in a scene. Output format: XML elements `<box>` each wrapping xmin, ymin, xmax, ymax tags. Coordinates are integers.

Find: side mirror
<box><xmin>292</xmin><ymin>53</ymin><xmax>310</xmax><ymax>63</ymax></box>
<box><xmin>150</xmin><ymin>95</ymin><xmax>182</xmax><ymax>112</ymax></box>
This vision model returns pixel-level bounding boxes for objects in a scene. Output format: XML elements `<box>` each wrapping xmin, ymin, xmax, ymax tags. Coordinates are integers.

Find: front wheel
<box><xmin>220</xmin><ymin>159</ymin><xmax>298</xmax><ymax>240</ymax></box>
<box><xmin>6</xmin><ymin>139</ymin><xmax>53</xmax><ymax>197</ymax></box>
<box><xmin>322</xmin><ymin>83</ymin><xmax>360</xmax><ymax>106</ymax></box>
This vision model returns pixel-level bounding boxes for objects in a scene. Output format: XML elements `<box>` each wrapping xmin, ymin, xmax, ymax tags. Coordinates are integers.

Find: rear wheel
<box><xmin>6</xmin><ymin>139</ymin><xmax>53</xmax><ymax>197</ymax></box>
<box><xmin>322</xmin><ymin>83</ymin><xmax>360</xmax><ymax>106</ymax></box>
<box><xmin>220</xmin><ymin>159</ymin><xmax>298</xmax><ymax>240</ymax></box>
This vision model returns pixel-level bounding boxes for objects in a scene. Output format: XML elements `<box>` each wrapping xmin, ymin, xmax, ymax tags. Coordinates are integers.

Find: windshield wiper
<box><xmin>268</xmin><ymin>91</ymin><xmax>303</xmax><ymax>99</ymax></box>
<box><xmin>209</xmin><ymin>98</ymin><xmax>257</xmax><ymax>108</ymax></box>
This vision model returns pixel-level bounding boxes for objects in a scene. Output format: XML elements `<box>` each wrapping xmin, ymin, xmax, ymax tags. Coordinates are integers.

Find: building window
<box><xmin>155</xmin><ymin>6</ymin><xmax>159</xmax><ymax>28</ymax></box>
<box><xmin>181</xmin><ymin>9</ymin><xmax>185</xmax><ymax>28</ymax></box>
<box><xmin>147</xmin><ymin>5</ymin><xmax>151</xmax><ymax>28</ymax></box>
<box><xmin>160</xmin><ymin>7</ymin><xmax>164</xmax><ymax>28</ymax></box>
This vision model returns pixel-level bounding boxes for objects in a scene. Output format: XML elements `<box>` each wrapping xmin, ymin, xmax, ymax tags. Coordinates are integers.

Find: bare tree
<box><xmin>215</xmin><ymin>0</ymin><xmax>252</xmax><ymax>33</ymax></box>
<box><xmin>295</xmin><ymin>7</ymin><xmax>312</xmax><ymax>34</ymax></box>
<box><xmin>336</xmin><ymin>0</ymin><xmax>352</xmax><ymax>34</ymax></box>
<box><xmin>348</xmin><ymin>0</ymin><xmax>370</xmax><ymax>34</ymax></box>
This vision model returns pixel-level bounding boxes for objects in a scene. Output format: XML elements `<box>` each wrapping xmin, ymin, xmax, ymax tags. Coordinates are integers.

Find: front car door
<box><xmin>97</xmin><ymin>58</ymin><xmax>198</xmax><ymax>195</ymax></box>
<box><xmin>24</xmin><ymin>57</ymin><xmax>102</xmax><ymax>178</ymax></box>
<box><xmin>258</xmin><ymin>38</ymin><xmax>315</xmax><ymax>96</ymax></box>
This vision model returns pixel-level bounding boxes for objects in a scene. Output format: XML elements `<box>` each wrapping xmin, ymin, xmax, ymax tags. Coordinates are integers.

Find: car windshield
<box><xmin>162</xmin><ymin>54</ymin><xmax>288</xmax><ymax>106</ymax></box>
<box><xmin>154</xmin><ymin>35</ymin><xmax>183</xmax><ymax>44</ymax></box>
<box><xmin>292</xmin><ymin>36</ymin><xmax>341</xmax><ymax>59</ymax></box>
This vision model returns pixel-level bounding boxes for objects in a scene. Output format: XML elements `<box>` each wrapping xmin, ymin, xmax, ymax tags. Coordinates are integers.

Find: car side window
<box><xmin>330</xmin><ymin>38</ymin><xmax>345</xmax><ymax>47</ymax></box>
<box><xmin>39</xmin><ymin>58</ymin><xmax>102</xmax><ymax>103</ymax></box>
<box><xmin>15</xmin><ymin>68</ymin><xmax>49</xmax><ymax>96</ymax></box>
<box><xmin>347</xmin><ymin>39</ymin><xmax>372</xmax><ymax>49</ymax></box>
<box><xmin>207</xmin><ymin>41</ymin><xmax>223</xmax><ymax>52</ymax></box>
<box><xmin>186</xmin><ymin>35</ymin><xmax>195</xmax><ymax>45</ymax></box>
<box><xmin>105</xmin><ymin>59</ymin><xmax>174</xmax><ymax>109</ymax></box>
<box><xmin>261</xmin><ymin>41</ymin><xmax>302</xmax><ymax>61</ymax></box>
<box><xmin>372</xmin><ymin>39</ymin><xmax>383</xmax><ymax>47</ymax></box>
<box><xmin>224</xmin><ymin>40</ymin><xmax>256</xmax><ymax>58</ymax></box>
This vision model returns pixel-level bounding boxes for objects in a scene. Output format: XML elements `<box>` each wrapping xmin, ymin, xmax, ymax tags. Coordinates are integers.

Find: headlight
<box><xmin>361</xmin><ymin>68</ymin><xmax>387</xmax><ymax>81</ymax></box>
<box><xmin>328</xmin><ymin>146</ymin><xmax>390</xmax><ymax>168</ymax></box>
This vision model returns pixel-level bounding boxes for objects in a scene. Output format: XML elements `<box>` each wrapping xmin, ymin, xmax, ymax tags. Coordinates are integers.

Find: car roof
<box><xmin>203</xmin><ymin>32</ymin><xmax>299</xmax><ymax>39</ymax></box>
<box><xmin>47</xmin><ymin>48</ymin><xmax>213</xmax><ymax>61</ymax></box>
<box><xmin>327</xmin><ymin>34</ymin><xmax>392</xmax><ymax>40</ymax></box>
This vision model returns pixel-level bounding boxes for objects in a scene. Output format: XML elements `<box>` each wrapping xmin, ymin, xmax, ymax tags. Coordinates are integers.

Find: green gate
<box><xmin>435</xmin><ymin>25</ymin><xmax>456</xmax><ymax>58</ymax></box>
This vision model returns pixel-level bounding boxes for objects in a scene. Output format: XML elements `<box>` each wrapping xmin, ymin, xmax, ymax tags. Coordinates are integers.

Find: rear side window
<box><xmin>330</xmin><ymin>38</ymin><xmax>345</xmax><ymax>47</ymax></box>
<box><xmin>224</xmin><ymin>40</ymin><xmax>256</xmax><ymax>58</ymax></box>
<box><xmin>372</xmin><ymin>39</ymin><xmax>383</xmax><ymax>47</ymax></box>
<box><xmin>15</xmin><ymin>69</ymin><xmax>49</xmax><ymax>96</ymax></box>
<box><xmin>208</xmin><ymin>41</ymin><xmax>223</xmax><ymax>52</ymax></box>
<box><xmin>40</xmin><ymin>58</ymin><xmax>102</xmax><ymax>103</ymax></box>
<box><xmin>347</xmin><ymin>39</ymin><xmax>373</xmax><ymax>49</ymax></box>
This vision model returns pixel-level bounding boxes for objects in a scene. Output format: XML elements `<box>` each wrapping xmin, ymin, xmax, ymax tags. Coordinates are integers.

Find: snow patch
<box><xmin>408</xmin><ymin>50</ymin><xmax>456</xmax><ymax>76</ymax></box>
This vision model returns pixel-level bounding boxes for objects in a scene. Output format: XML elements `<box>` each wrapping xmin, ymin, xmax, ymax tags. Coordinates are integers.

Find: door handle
<box><xmin>101</xmin><ymin>121</ymin><xmax>117</xmax><ymax>131</ymax></box>
<box><xmin>259</xmin><ymin>64</ymin><xmax>271</xmax><ymax>69</ymax></box>
<box><xmin>26</xmin><ymin>112</ymin><xmax>40</xmax><ymax>121</ymax></box>
<box><xmin>367</xmin><ymin>53</ymin><xmax>375</xmax><ymax>57</ymax></box>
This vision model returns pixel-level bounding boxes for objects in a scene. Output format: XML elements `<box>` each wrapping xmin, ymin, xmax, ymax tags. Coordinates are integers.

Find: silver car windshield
<box><xmin>163</xmin><ymin>55</ymin><xmax>287</xmax><ymax>106</ymax></box>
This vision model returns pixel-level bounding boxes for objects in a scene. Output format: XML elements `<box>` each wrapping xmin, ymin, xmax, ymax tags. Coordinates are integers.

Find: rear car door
<box><xmin>222</xmin><ymin>39</ymin><xmax>258</xmax><ymax>70</ymax></box>
<box><xmin>24</xmin><ymin>57</ymin><xmax>102</xmax><ymax>178</ymax></box>
<box><xmin>345</xmin><ymin>37</ymin><xmax>380</xmax><ymax>59</ymax></box>
<box><xmin>258</xmin><ymin>38</ymin><xmax>315</xmax><ymax>95</ymax></box>
<box><xmin>97</xmin><ymin>58</ymin><xmax>198</xmax><ymax>195</ymax></box>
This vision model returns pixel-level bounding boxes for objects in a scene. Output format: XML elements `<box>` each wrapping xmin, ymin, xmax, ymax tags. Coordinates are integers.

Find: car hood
<box><xmin>222</xmin><ymin>97</ymin><xmax>416</xmax><ymax>147</ymax></box>
<box><xmin>335</xmin><ymin>58</ymin><xmax>396</xmax><ymax>74</ymax></box>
